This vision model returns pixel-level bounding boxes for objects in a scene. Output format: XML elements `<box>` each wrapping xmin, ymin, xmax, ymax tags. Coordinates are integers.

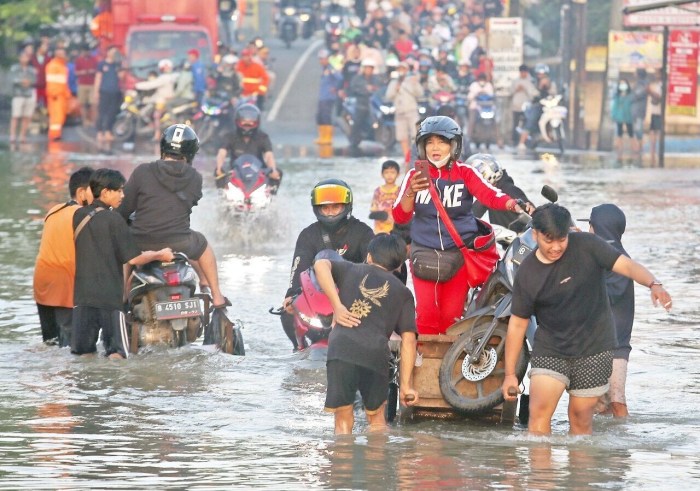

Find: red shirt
<box><xmin>75</xmin><ymin>54</ymin><xmax>98</xmax><ymax>85</ymax></box>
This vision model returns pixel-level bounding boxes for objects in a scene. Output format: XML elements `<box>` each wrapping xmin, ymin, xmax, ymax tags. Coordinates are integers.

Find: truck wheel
<box><xmin>438</xmin><ymin>316</ymin><xmax>529</xmax><ymax>414</ymax></box>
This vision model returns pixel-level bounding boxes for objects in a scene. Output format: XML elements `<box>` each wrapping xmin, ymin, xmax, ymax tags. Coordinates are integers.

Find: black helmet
<box><xmin>235</xmin><ymin>103</ymin><xmax>261</xmax><ymax>136</ymax></box>
<box><xmin>160</xmin><ymin>124</ymin><xmax>200</xmax><ymax>163</ymax></box>
<box><xmin>310</xmin><ymin>178</ymin><xmax>353</xmax><ymax>230</ymax></box>
<box><xmin>415</xmin><ymin>116</ymin><xmax>462</xmax><ymax>161</ymax></box>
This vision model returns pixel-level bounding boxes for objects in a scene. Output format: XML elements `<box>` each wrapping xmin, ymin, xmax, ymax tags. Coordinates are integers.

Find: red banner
<box><xmin>667</xmin><ymin>30</ymin><xmax>699</xmax><ymax>117</ymax></box>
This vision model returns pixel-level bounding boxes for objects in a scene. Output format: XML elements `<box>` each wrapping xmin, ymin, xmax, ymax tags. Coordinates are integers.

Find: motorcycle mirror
<box><xmin>541</xmin><ymin>185</ymin><xmax>558</xmax><ymax>203</ymax></box>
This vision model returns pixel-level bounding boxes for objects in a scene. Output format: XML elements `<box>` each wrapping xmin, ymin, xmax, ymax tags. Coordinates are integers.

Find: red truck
<box><xmin>93</xmin><ymin>0</ymin><xmax>219</xmax><ymax>87</ymax></box>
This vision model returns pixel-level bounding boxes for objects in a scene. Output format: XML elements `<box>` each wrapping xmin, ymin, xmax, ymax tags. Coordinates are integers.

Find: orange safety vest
<box><xmin>236</xmin><ymin>61</ymin><xmax>269</xmax><ymax>96</ymax></box>
<box><xmin>46</xmin><ymin>58</ymin><xmax>71</xmax><ymax>99</ymax></box>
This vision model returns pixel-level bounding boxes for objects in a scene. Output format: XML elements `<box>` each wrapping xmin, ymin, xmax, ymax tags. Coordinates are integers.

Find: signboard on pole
<box><xmin>607</xmin><ymin>30</ymin><xmax>663</xmax><ymax>77</ymax></box>
<box><xmin>488</xmin><ymin>17</ymin><xmax>523</xmax><ymax>97</ymax></box>
<box><xmin>667</xmin><ymin>29</ymin><xmax>699</xmax><ymax>116</ymax></box>
<box><xmin>623</xmin><ymin>0</ymin><xmax>700</xmax><ymax>27</ymax></box>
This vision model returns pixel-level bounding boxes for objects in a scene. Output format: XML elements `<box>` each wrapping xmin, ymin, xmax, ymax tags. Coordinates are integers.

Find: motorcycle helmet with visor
<box><xmin>466</xmin><ymin>153</ymin><xmax>503</xmax><ymax>185</ymax></box>
<box><xmin>311</xmin><ymin>179</ymin><xmax>353</xmax><ymax>230</ymax></box>
<box><xmin>235</xmin><ymin>103</ymin><xmax>261</xmax><ymax>136</ymax></box>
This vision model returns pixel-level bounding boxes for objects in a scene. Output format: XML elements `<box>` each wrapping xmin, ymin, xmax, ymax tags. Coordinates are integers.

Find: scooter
<box><xmin>218</xmin><ymin>154</ymin><xmax>275</xmax><ymax>215</ymax></box>
<box><xmin>191</xmin><ymin>91</ymin><xmax>234</xmax><ymax>145</ymax></box>
<box><xmin>370</xmin><ymin>93</ymin><xmax>396</xmax><ymax>151</ymax></box>
<box><xmin>278</xmin><ymin>5</ymin><xmax>299</xmax><ymax>48</ymax></box>
<box><xmin>520</xmin><ymin>94</ymin><xmax>568</xmax><ymax>154</ymax></box>
<box><xmin>470</xmin><ymin>93</ymin><xmax>497</xmax><ymax>151</ymax></box>
<box><xmin>436</xmin><ymin>185</ymin><xmax>559</xmax><ymax>418</ymax></box>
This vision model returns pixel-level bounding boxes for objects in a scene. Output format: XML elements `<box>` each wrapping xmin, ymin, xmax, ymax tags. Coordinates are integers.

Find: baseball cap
<box><xmin>187</xmin><ymin>48</ymin><xmax>200</xmax><ymax>58</ymax></box>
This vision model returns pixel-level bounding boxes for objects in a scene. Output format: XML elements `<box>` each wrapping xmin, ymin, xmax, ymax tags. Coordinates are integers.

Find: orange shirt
<box><xmin>33</xmin><ymin>203</ymin><xmax>79</xmax><ymax>307</ymax></box>
<box><xmin>237</xmin><ymin>60</ymin><xmax>269</xmax><ymax>96</ymax></box>
<box><xmin>46</xmin><ymin>58</ymin><xmax>71</xmax><ymax>99</ymax></box>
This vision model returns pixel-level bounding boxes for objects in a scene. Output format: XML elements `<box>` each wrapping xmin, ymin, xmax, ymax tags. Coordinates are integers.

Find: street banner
<box><xmin>667</xmin><ymin>29</ymin><xmax>699</xmax><ymax>116</ymax></box>
<box><xmin>607</xmin><ymin>30</ymin><xmax>663</xmax><ymax>77</ymax></box>
<box><xmin>623</xmin><ymin>0</ymin><xmax>700</xmax><ymax>27</ymax></box>
<box><xmin>487</xmin><ymin>17</ymin><xmax>523</xmax><ymax>97</ymax></box>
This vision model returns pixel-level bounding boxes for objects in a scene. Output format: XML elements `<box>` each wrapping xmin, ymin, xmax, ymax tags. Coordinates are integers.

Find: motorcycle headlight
<box><xmin>379</xmin><ymin>105</ymin><xmax>395</xmax><ymax>115</ymax></box>
<box><xmin>329</xmin><ymin>15</ymin><xmax>341</xmax><ymax>23</ymax></box>
<box><xmin>284</xmin><ymin>7</ymin><xmax>296</xmax><ymax>15</ymax></box>
<box><xmin>300</xmin><ymin>13</ymin><xmax>310</xmax><ymax>21</ymax></box>
<box><xmin>124</xmin><ymin>95</ymin><xmax>133</xmax><ymax>103</ymax></box>
<box><xmin>204</xmin><ymin>106</ymin><xmax>222</xmax><ymax>116</ymax></box>
<box><xmin>299</xmin><ymin>311</ymin><xmax>324</xmax><ymax>329</ymax></box>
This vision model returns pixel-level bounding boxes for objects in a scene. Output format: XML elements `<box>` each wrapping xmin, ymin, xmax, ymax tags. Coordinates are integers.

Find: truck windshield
<box><xmin>127</xmin><ymin>30</ymin><xmax>212</xmax><ymax>80</ymax></box>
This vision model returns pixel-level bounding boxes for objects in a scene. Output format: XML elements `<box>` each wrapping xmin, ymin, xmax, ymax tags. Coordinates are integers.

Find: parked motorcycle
<box><xmin>127</xmin><ymin>252</ymin><xmax>244</xmax><ymax>355</ymax></box>
<box><xmin>218</xmin><ymin>154</ymin><xmax>275</xmax><ymax>215</ymax></box>
<box><xmin>112</xmin><ymin>89</ymin><xmax>198</xmax><ymax>143</ymax></box>
<box><xmin>436</xmin><ymin>186</ymin><xmax>559</xmax><ymax>416</ymax></box>
<box><xmin>470</xmin><ymin>93</ymin><xmax>497</xmax><ymax>151</ymax></box>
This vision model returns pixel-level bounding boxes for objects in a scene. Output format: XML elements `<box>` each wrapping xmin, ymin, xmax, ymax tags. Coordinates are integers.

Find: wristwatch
<box><xmin>648</xmin><ymin>280</ymin><xmax>663</xmax><ymax>289</ymax></box>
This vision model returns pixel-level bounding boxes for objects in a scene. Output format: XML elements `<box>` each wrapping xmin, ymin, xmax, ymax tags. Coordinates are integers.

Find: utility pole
<box><xmin>571</xmin><ymin>0</ymin><xmax>588</xmax><ymax>149</ymax></box>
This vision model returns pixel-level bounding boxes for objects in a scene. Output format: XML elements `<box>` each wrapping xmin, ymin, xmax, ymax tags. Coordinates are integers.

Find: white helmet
<box><xmin>360</xmin><ymin>58</ymin><xmax>376</xmax><ymax>68</ymax></box>
<box><xmin>222</xmin><ymin>54</ymin><xmax>238</xmax><ymax>65</ymax></box>
<box><xmin>466</xmin><ymin>153</ymin><xmax>503</xmax><ymax>185</ymax></box>
<box><xmin>158</xmin><ymin>58</ymin><xmax>173</xmax><ymax>71</ymax></box>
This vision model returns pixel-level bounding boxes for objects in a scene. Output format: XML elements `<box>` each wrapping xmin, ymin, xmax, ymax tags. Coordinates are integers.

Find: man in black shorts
<box><xmin>314</xmin><ymin>234</ymin><xmax>419</xmax><ymax>434</ymax></box>
<box><xmin>72</xmin><ymin>168</ymin><xmax>174</xmax><ymax>359</ymax></box>
<box><xmin>118</xmin><ymin>124</ymin><xmax>227</xmax><ymax>309</ymax></box>
<box><xmin>502</xmin><ymin>204</ymin><xmax>672</xmax><ymax>435</ymax></box>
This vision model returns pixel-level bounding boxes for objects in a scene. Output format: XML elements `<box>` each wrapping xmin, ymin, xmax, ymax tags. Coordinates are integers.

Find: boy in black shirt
<box><xmin>72</xmin><ymin>169</ymin><xmax>174</xmax><ymax>359</ymax></box>
<box><xmin>502</xmin><ymin>204</ymin><xmax>672</xmax><ymax>435</ymax></box>
<box><xmin>314</xmin><ymin>234</ymin><xmax>419</xmax><ymax>435</ymax></box>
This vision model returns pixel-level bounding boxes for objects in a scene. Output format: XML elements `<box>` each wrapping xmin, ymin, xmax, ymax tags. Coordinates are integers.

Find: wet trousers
<box><xmin>411</xmin><ymin>261</ymin><xmax>470</xmax><ymax>335</ymax></box>
<box><xmin>47</xmin><ymin>95</ymin><xmax>68</xmax><ymax>140</ymax></box>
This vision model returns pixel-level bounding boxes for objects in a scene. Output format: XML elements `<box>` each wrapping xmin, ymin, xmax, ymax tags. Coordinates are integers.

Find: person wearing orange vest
<box><xmin>46</xmin><ymin>47</ymin><xmax>72</xmax><ymax>141</ymax></box>
<box><xmin>237</xmin><ymin>48</ymin><xmax>269</xmax><ymax>110</ymax></box>
<box><xmin>33</xmin><ymin>167</ymin><xmax>94</xmax><ymax>346</ymax></box>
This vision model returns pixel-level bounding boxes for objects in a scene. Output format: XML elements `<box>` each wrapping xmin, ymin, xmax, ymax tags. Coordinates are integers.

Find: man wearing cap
<box><xmin>510</xmin><ymin>64</ymin><xmax>538</xmax><ymax>146</ymax></box>
<box><xmin>348</xmin><ymin>59</ymin><xmax>380</xmax><ymax>155</ymax></box>
<box><xmin>187</xmin><ymin>49</ymin><xmax>207</xmax><ymax>105</ymax></box>
<box><xmin>316</xmin><ymin>49</ymin><xmax>343</xmax><ymax>151</ymax></box>
<box><xmin>386</xmin><ymin>60</ymin><xmax>424</xmax><ymax>162</ymax></box>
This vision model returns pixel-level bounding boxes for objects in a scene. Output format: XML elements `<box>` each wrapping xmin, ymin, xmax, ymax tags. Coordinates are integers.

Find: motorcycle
<box><xmin>112</xmin><ymin>88</ymin><xmax>198</xmax><ymax>143</ymax></box>
<box><xmin>298</xmin><ymin>3</ymin><xmax>316</xmax><ymax>39</ymax></box>
<box><xmin>520</xmin><ymin>94</ymin><xmax>568</xmax><ymax>154</ymax></box>
<box><xmin>218</xmin><ymin>154</ymin><xmax>274</xmax><ymax>215</ymax></box>
<box><xmin>470</xmin><ymin>93</ymin><xmax>497</xmax><ymax>151</ymax></box>
<box><xmin>435</xmin><ymin>185</ymin><xmax>559</xmax><ymax>417</ymax></box>
<box><xmin>127</xmin><ymin>252</ymin><xmax>244</xmax><ymax>355</ymax></box>
<box><xmin>370</xmin><ymin>93</ymin><xmax>396</xmax><ymax>151</ymax></box>
<box><xmin>191</xmin><ymin>91</ymin><xmax>234</xmax><ymax>145</ymax></box>
<box><xmin>278</xmin><ymin>5</ymin><xmax>299</xmax><ymax>48</ymax></box>
<box><xmin>324</xmin><ymin>4</ymin><xmax>349</xmax><ymax>48</ymax></box>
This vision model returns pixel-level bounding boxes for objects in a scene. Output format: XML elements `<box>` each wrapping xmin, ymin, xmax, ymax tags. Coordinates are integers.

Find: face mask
<box><xmin>428</xmin><ymin>155</ymin><xmax>450</xmax><ymax>168</ymax></box>
<box><xmin>619</xmin><ymin>83</ymin><xmax>629</xmax><ymax>91</ymax></box>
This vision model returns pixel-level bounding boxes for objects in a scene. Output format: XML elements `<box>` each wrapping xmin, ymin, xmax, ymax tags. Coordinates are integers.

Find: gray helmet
<box><xmin>466</xmin><ymin>153</ymin><xmax>503</xmax><ymax>185</ymax></box>
<box><xmin>160</xmin><ymin>124</ymin><xmax>200</xmax><ymax>163</ymax></box>
<box><xmin>415</xmin><ymin>116</ymin><xmax>463</xmax><ymax>161</ymax></box>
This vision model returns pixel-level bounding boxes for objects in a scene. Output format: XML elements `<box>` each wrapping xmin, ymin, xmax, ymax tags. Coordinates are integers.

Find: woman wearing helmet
<box><xmin>393</xmin><ymin>116</ymin><xmax>524</xmax><ymax>335</ymax></box>
<box><xmin>466</xmin><ymin>153</ymin><xmax>536</xmax><ymax>229</ymax></box>
<box><xmin>118</xmin><ymin>124</ymin><xmax>228</xmax><ymax>309</ymax></box>
<box><xmin>279</xmin><ymin>179</ymin><xmax>374</xmax><ymax>350</ymax></box>
<box><xmin>215</xmin><ymin>103</ymin><xmax>281</xmax><ymax>190</ymax></box>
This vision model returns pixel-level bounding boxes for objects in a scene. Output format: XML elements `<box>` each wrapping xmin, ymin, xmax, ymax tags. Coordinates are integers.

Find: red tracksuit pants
<box><xmin>411</xmin><ymin>262</ymin><xmax>470</xmax><ymax>335</ymax></box>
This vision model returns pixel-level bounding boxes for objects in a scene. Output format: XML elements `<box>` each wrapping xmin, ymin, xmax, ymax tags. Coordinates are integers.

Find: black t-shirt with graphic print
<box><xmin>511</xmin><ymin>232</ymin><xmax>621</xmax><ymax>358</ymax></box>
<box><xmin>327</xmin><ymin>261</ymin><xmax>417</xmax><ymax>374</ymax></box>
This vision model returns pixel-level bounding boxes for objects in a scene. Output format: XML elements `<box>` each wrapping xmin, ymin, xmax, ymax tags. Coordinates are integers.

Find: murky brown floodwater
<box><xmin>0</xmin><ymin>141</ymin><xmax>698</xmax><ymax>489</ymax></box>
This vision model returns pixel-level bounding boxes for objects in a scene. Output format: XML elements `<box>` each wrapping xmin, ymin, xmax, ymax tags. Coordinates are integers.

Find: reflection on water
<box><xmin>0</xmin><ymin>146</ymin><xmax>698</xmax><ymax>488</ymax></box>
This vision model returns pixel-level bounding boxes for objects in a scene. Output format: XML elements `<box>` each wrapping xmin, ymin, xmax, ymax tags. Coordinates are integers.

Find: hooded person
<box><xmin>580</xmin><ymin>204</ymin><xmax>634</xmax><ymax>418</ymax></box>
<box><xmin>117</xmin><ymin>124</ymin><xmax>228</xmax><ymax>309</ymax></box>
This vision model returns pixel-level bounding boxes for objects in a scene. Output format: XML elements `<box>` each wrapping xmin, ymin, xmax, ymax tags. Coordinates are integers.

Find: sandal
<box><xmin>212</xmin><ymin>297</ymin><xmax>232</xmax><ymax>310</ymax></box>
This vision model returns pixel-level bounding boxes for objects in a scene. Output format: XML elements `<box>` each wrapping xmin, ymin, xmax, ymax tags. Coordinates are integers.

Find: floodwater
<box><xmin>0</xmin><ymin>141</ymin><xmax>698</xmax><ymax>489</ymax></box>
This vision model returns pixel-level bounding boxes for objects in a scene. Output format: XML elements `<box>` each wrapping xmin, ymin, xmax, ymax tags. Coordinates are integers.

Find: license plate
<box><xmin>154</xmin><ymin>299</ymin><xmax>203</xmax><ymax>320</ymax></box>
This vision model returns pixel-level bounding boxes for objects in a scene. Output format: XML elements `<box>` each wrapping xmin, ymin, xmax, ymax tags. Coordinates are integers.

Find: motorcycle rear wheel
<box><xmin>112</xmin><ymin>113</ymin><xmax>137</xmax><ymax>142</ymax></box>
<box><xmin>194</xmin><ymin>119</ymin><xmax>215</xmax><ymax>145</ymax></box>
<box><xmin>438</xmin><ymin>317</ymin><xmax>529</xmax><ymax>414</ymax></box>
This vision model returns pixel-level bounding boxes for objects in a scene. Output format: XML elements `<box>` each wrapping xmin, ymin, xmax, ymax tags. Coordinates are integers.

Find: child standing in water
<box><xmin>369</xmin><ymin>160</ymin><xmax>400</xmax><ymax>234</ymax></box>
